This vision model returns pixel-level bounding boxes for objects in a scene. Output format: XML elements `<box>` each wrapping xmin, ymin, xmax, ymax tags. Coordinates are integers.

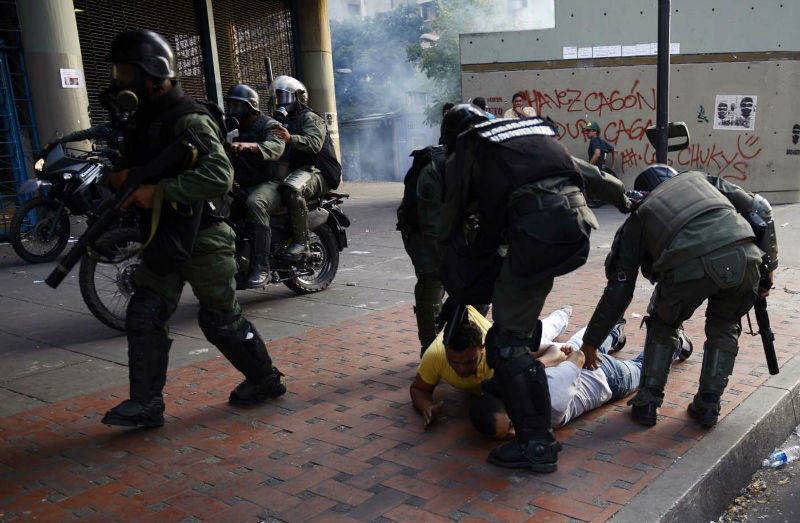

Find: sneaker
<box><xmin>675</xmin><ymin>328</ymin><xmax>693</xmax><ymax>362</ymax></box>
<box><xmin>609</xmin><ymin>318</ymin><xmax>627</xmax><ymax>353</ymax></box>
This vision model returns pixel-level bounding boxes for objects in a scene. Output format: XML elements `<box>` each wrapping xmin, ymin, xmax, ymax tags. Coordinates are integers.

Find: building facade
<box><xmin>0</xmin><ymin>0</ymin><xmax>339</xmax><ymax>233</ymax></box>
<box><xmin>460</xmin><ymin>0</ymin><xmax>800</xmax><ymax>203</ymax></box>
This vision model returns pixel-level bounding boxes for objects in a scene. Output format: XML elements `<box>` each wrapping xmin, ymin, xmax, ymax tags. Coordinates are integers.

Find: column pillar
<box><xmin>17</xmin><ymin>0</ymin><xmax>91</xmax><ymax>145</ymax></box>
<box><xmin>294</xmin><ymin>0</ymin><xmax>340</xmax><ymax>158</ymax></box>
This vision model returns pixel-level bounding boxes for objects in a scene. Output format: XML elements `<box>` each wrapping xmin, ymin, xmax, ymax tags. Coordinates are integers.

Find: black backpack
<box><xmin>396</xmin><ymin>146</ymin><xmax>445</xmax><ymax>235</ymax></box>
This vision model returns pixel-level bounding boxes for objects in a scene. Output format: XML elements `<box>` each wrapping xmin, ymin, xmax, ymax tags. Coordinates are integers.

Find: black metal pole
<box><xmin>265</xmin><ymin>57</ymin><xmax>274</xmax><ymax>86</ymax></box>
<box><xmin>195</xmin><ymin>0</ymin><xmax>224</xmax><ymax>106</ymax></box>
<box><xmin>656</xmin><ymin>0</ymin><xmax>670</xmax><ymax>163</ymax></box>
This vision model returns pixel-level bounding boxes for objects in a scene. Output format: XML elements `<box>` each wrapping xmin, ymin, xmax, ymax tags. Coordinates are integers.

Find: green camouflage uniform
<box><xmin>284</xmin><ymin>110</ymin><xmax>329</xmax><ymax>213</ymax></box>
<box><xmin>237</xmin><ymin>116</ymin><xmax>287</xmax><ymax>227</ymax></box>
<box><xmin>402</xmin><ymin>159</ymin><xmax>445</xmax><ymax>350</ymax></box>
<box><xmin>443</xmin><ymin>152</ymin><xmax>629</xmax><ymax>341</ymax></box>
<box><xmin>135</xmin><ymin>111</ymin><xmax>239</xmax><ymax>314</ymax></box>
<box><xmin>584</xmin><ymin>174</ymin><xmax>776</xmax><ymax>413</ymax></box>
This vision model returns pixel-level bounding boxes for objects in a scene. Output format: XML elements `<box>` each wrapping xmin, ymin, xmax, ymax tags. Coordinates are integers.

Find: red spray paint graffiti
<box><xmin>491</xmin><ymin>80</ymin><xmax>763</xmax><ymax>181</ymax></box>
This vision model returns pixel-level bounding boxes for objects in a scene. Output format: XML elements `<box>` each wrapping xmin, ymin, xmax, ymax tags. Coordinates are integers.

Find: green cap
<box><xmin>583</xmin><ymin>121</ymin><xmax>600</xmax><ymax>132</ymax></box>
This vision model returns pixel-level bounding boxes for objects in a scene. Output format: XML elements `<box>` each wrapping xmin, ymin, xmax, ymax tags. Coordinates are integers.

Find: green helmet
<box><xmin>583</xmin><ymin>121</ymin><xmax>600</xmax><ymax>132</ymax></box>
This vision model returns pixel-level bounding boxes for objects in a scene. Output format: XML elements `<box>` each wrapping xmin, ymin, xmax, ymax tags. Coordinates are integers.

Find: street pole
<box><xmin>656</xmin><ymin>0</ymin><xmax>670</xmax><ymax>163</ymax></box>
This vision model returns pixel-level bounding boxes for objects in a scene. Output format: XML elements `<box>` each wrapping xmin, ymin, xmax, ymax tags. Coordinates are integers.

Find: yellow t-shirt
<box><xmin>416</xmin><ymin>306</ymin><xmax>494</xmax><ymax>395</ymax></box>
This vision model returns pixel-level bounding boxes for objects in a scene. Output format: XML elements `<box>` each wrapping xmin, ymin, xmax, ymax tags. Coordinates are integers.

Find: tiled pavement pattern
<box><xmin>1</xmin><ymin>262</ymin><xmax>799</xmax><ymax>523</ymax></box>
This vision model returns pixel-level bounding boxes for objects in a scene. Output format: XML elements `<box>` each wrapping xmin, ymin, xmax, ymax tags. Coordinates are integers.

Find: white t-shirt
<box><xmin>545</xmin><ymin>361</ymin><xmax>612</xmax><ymax>427</ymax></box>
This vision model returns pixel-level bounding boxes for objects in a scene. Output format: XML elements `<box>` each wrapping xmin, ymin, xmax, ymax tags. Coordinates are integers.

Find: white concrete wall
<box><xmin>462</xmin><ymin>60</ymin><xmax>800</xmax><ymax>203</ymax></box>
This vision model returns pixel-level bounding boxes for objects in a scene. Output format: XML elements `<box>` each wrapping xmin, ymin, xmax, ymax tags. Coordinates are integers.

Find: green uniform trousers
<box><xmin>632</xmin><ymin>245</ymin><xmax>760</xmax><ymax>406</ymax></box>
<box><xmin>492</xmin><ymin>257</ymin><xmax>555</xmax><ymax>342</ymax></box>
<box><xmin>402</xmin><ymin>232</ymin><xmax>444</xmax><ymax>350</ymax></box>
<box><xmin>134</xmin><ymin>222</ymin><xmax>240</xmax><ymax>325</ymax></box>
<box><xmin>245</xmin><ymin>181</ymin><xmax>283</xmax><ymax>227</ymax></box>
<box><xmin>284</xmin><ymin>168</ymin><xmax>328</xmax><ymax>199</ymax></box>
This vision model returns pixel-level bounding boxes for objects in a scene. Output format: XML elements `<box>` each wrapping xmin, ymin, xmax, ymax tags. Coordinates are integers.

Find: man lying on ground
<box><xmin>410</xmin><ymin>306</ymin><xmax>691</xmax><ymax>438</ymax></box>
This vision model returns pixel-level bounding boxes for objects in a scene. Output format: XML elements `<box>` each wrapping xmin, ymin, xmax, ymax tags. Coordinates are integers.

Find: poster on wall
<box><xmin>713</xmin><ymin>95</ymin><xmax>757</xmax><ymax>131</ymax></box>
<box><xmin>60</xmin><ymin>68</ymin><xmax>83</xmax><ymax>88</ymax></box>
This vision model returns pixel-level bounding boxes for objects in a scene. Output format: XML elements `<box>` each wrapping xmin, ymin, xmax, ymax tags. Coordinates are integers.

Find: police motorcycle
<box><xmin>10</xmin><ymin>142</ymin><xmax>120</xmax><ymax>263</ymax></box>
<box><xmin>77</xmin><ymin>118</ymin><xmax>351</xmax><ymax>332</ymax></box>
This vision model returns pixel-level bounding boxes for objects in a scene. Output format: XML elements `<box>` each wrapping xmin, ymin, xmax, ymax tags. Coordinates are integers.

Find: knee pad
<box><xmin>126</xmin><ymin>288</ymin><xmax>170</xmax><ymax>336</ymax></box>
<box><xmin>198</xmin><ymin>309</ymin><xmax>272</xmax><ymax>381</ymax></box>
<box><xmin>640</xmin><ymin>317</ymin><xmax>679</xmax><ymax>392</ymax></box>
<box><xmin>492</xmin><ymin>352</ymin><xmax>552</xmax><ymax>439</ymax></box>
<box><xmin>415</xmin><ymin>274</ymin><xmax>443</xmax><ymax>305</ymax></box>
<box><xmin>485</xmin><ymin>323</ymin><xmax>542</xmax><ymax>370</ymax></box>
<box><xmin>699</xmin><ymin>341</ymin><xmax>738</xmax><ymax>395</ymax></box>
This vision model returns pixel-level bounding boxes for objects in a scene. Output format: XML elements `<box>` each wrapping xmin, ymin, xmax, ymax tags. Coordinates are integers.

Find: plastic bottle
<box><xmin>762</xmin><ymin>445</ymin><xmax>800</xmax><ymax>468</ymax></box>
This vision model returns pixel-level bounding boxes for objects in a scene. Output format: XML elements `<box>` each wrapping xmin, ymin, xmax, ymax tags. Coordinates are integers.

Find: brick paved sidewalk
<box><xmin>2</xmin><ymin>262</ymin><xmax>799</xmax><ymax>523</ymax></box>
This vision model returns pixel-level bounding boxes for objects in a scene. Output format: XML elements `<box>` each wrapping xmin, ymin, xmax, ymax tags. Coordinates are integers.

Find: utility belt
<box><xmin>505</xmin><ymin>185</ymin><xmax>591</xmax><ymax>282</ymax></box>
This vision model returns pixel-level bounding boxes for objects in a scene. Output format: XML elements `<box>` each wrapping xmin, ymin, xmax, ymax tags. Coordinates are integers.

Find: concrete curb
<box><xmin>612</xmin><ymin>351</ymin><xmax>800</xmax><ymax>523</ymax></box>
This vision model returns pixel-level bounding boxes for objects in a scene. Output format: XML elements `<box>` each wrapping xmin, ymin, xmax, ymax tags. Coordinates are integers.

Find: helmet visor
<box><xmin>111</xmin><ymin>63</ymin><xmax>138</xmax><ymax>85</ymax></box>
<box><xmin>275</xmin><ymin>89</ymin><xmax>295</xmax><ymax>107</ymax></box>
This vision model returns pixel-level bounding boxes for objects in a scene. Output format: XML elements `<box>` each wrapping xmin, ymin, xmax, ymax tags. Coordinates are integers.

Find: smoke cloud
<box><xmin>329</xmin><ymin>1</ymin><xmax>555</xmax><ymax>182</ymax></box>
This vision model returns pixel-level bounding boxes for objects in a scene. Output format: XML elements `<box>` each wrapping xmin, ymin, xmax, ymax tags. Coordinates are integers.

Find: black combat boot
<box><xmin>628</xmin><ymin>387</ymin><xmax>663</xmax><ymax>427</ymax></box>
<box><xmin>284</xmin><ymin>192</ymin><xmax>310</xmax><ymax>261</ymax></box>
<box><xmin>198</xmin><ymin>309</ymin><xmax>286</xmax><ymax>405</ymax></box>
<box><xmin>484</xmin><ymin>327</ymin><xmax>560</xmax><ymax>472</ymax></box>
<box><xmin>489</xmin><ymin>436</ymin><xmax>562</xmax><ymax>472</ymax></box>
<box><xmin>102</xmin><ymin>397</ymin><xmax>165</xmax><ymax>428</ymax></box>
<box><xmin>687</xmin><ymin>393</ymin><xmax>720</xmax><ymax>428</ymax></box>
<box><xmin>247</xmin><ymin>223</ymin><xmax>271</xmax><ymax>288</ymax></box>
<box><xmin>102</xmin><ymin>335</ymin><xmax>171</xmax><ymax>428</ymax></box>
<box><xmin>229</xmin><ymin>367</ymin><xmax>287</xmax><ymax>405</ymax></box>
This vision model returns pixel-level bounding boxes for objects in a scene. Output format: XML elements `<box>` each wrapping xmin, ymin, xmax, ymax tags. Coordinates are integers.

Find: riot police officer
<box><xmin>438</xmin><ymin>105</ymin><xmax>629</xmax><ymax>472</ymax></box>
<box><xmin>100</xmin><ymin>30</ymin><xmax>285</xmax><ymax>428</ymax></box>
<box><xmin>397</xmin><ymin>144</ymin><xmax>447</xmax><ymax>356</ymax></box>
<box><xmin>580</xmin><ymin>165</ymin><xmax>778</xmax><ymax>428</ymax></box>
<box><xmin>225</xmin><ymin>84</ymin><xmax>286</xmax><ymax>287</ymax></box>
<box><xmin>269</xmin><ymin>76</ymin><xmax>342</xmax><ymax>260</ymax></box>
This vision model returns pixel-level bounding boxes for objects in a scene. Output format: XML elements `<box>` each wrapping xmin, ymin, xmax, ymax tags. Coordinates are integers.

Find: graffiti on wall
<box><xmin>488</xmin><ymin>80</ymin><xmax>763</xmax><ymax>180</ymax></box>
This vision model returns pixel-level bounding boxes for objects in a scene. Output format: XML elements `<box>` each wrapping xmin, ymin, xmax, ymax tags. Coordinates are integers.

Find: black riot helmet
<box><xmin>226</xmin><ymin>84</ymin><xmax>260</xmax><ymax>124</ymax></box>
<box><xmin>441</xmin><ymin>103</ymin><xmax>490</xmax><ymax>153</ymax></box>
<box><xmin>109</xmin><ymin>30</ymin><xmax>176</xmax><ymax>80</ymax></box>
<box><xmin>634</xmin><ymin>164</ymin><xmax>679</xmax><ymax>192</ymax></box>
<box><xmin>106</xmin><ymin>30</ymin><xmax>176</xmax><ymax>113</ymax></box>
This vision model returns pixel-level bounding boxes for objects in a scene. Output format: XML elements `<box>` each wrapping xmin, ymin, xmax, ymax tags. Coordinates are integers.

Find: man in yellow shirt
<box><xmin>410</xmin><ymin>306</ymin><xmax>574</xmax><ymax>437</ymax></box>
<box><xmin>410</xmin><ymin>306</ymin><xmax>688</xmax><ymax>439</ymax></box>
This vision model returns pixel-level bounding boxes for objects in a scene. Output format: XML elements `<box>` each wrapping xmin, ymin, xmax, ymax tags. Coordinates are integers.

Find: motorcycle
<box><xmin>78</xmin><ymin>188</ymin><xmax>350</xmax><ymax>331</ymax></box>
<box><xmin>11</xmin><ymin>143</ymin><xmax>118</xmax><ymax>263</ymax></box>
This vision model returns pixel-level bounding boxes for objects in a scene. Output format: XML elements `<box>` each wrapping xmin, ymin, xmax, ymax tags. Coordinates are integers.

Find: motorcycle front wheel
<box><xmin>284</xmin><ymin>224</ymin><xmax>340</xmax><ymax>294</ymax></box>
<box><xmin>9</xmin><ymin>197</ymin><xmax>70</xmax><ymax>263</ymax></box>
<box><xmin>79</xmin><ymin>227</ymin><xmax>142</xmax><ymax>332</ymax></box>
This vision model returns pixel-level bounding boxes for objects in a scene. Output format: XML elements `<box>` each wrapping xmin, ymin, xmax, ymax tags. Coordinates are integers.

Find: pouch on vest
<box><xmin>507</xmin><ymin>191</ymin><xmax>590</xmax><ymax>282</ymax></box>
<box><xmin>702</xmin><ymin>246</ymin><xmax>746</xmax><ymax>289</ymax></box>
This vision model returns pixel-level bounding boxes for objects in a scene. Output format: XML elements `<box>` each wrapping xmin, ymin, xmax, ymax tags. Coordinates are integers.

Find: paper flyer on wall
<box><xmin>713</xmin><ymin>95</ymin><xmax>757</xmax><ymax>131</ymax></box>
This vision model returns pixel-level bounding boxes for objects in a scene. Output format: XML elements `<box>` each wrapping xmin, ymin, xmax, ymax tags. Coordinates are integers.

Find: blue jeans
<box><xmin>566</xmin><ymin>326</ymin><xmax>643</xmax><ymax>400</ymax></box>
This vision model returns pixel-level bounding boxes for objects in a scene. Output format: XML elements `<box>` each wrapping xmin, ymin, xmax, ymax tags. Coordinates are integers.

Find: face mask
<box><xmin>100</xmin><ymin>87</ymin><xmax>139</xmax><ymax>119</ymax></box>
<box><xmin>274</xmin><ymin>106</ymin><xmax>289</xmax><ymax>123</ymax></box>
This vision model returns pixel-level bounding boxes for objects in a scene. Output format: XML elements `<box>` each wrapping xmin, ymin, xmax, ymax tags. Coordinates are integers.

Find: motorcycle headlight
<box><xmin>34</xmin><ymin>158</ymin><xmax>44</xmax><ymax>172</ymax></box>
<box><xmin>62</xmin><ymin>172</ymin><xmax>73</xmax><ymax>180</ymax></box>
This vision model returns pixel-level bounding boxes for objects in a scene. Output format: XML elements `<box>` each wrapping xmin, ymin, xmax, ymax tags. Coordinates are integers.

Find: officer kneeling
<box><xmin>101</xmin><ymin>30</ymin><xmax>285</xmax><ymax>428</ymax></box>
<box><xmin>580</xmin><ymin>165</ymin><xmax>779</xmax><ymax>428</ymax></box>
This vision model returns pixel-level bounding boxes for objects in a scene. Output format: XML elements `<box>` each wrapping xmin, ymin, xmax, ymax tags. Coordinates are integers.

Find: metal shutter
<box><xmin>212</xmin><ymin>0</ymin><xmax>295</xmax><ymax>111</ymax></box>
<box><xmin>74</xmin><ymin>0</ymin><xmax>207</xmax><ymax>126</ymax></box>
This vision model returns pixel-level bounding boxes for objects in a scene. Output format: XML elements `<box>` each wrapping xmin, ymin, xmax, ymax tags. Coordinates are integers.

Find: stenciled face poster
<box><xmin>713</xmin><ymin>95</ymin><xmax>757</xmax><ymax>131</ymax></box>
